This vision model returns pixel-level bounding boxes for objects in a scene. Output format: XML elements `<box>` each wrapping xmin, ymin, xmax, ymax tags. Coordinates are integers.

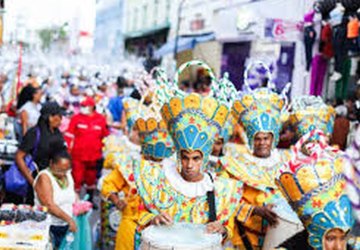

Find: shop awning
<box><xmin>124</xmin><ymin>23</ymin><xmax>170</xmax><ymax>40</ymax></box>
<box><xmin>154</xmin><ymin>33</ymin><xmax>215</xmax><ymax>58</ymax></box>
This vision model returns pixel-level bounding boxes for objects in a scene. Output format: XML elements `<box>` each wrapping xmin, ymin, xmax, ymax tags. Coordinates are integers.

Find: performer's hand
<box><xmin>151</xmin><ymin>212</ymin><xmax>173</xmax><ymax>226</ymax></box>
<box><xmin>115</xmin><ymin>200</ymin><xmax>127</xmax><ymax>211</ymax></box>
<box><xmin>253</xmin><ymin>204</ymin><xmax>279</xmax><ymax>227</ymax></box>
<box><xmin>206</xmin><ymin>221</ymin><xmax>227</xmax><ymax>235</ymax></box>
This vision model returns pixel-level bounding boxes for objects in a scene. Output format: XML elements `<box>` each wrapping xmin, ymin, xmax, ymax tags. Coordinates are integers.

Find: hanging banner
<box><xmin>265</xmin><ymin>18</ymin><xmax>303</xmax><ymax>41</ymax></box>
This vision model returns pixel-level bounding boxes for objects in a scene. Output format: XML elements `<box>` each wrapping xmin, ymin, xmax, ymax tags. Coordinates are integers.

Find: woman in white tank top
<box><xmin>34</xmin><ymin>151</ymin><xmax>77</xmax><ymax>249</ymax></box>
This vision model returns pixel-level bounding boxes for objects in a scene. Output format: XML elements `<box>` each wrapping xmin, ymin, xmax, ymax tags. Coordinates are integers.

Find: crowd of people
<box><xmin>0</xmin><ymin>58</ymin><xmax>359</xmax><ymax>250</ymax></box>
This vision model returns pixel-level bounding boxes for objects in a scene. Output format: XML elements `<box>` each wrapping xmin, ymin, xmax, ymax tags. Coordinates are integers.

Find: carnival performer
<box><xmin>101</xmin><ymin>70</ymin><xmax>175</xmax><ymax>250</ymax></box>
<box><xmin>276</xmin><ymin>96</ymin><xmax>358</xmax><ymax>250</ymax></box>
<box><xmin>219</xmin><ymin>62</ymin><xmax>297</xmax><ymax>250</ymax></box>
<box><xmin>134</xmin><ymin>61</ymin><xmax>243</xmax><ymax>244</ymax></box>
<box><xmin>98</xmin><ymin>95</ymin><xmax>142</xmax><ymax>249</ymax></box>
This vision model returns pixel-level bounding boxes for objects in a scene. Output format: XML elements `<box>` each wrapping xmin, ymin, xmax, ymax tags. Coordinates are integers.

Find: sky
<box><xmin>4</xmin><ymin>0</ymin><xmax>96</xmax><ymax>33</ymax></box>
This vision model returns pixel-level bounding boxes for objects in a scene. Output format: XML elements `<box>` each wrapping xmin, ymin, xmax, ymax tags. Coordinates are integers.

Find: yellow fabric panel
<box><xmin>232</xmin><ymin>185</ymin><xmax>265</xmax><ymax>249</ymax></box>
<box><xmin>101</xmin><ymin>169</ymin><xmax>128</xmax><ymax>199</ymax></box>
<box><xmin>115</xmin><ymin>218</ymin><xmax>137</xmax><ymax>250</ymax></box>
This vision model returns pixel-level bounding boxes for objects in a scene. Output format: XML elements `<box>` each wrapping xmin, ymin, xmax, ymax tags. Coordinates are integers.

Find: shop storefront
<box><xmin>124</xmin><ymin>25</ymin><xmax>170</xmax><ymax>71</ymax></box>
<box><xmin>214</xmin><ymin>1</ymin><xmax>304</xmax><ymax>94</ymax></box>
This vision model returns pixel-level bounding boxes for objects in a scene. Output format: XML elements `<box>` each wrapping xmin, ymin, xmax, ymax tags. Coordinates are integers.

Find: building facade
<box><xmin>156</xmin><ymin>0</ymin><xmax>315</xmax><ymax>97</ymax></box>
<box><xmin>94</xmin><ymin>0</ymin><xmax>125</xmax><ymax>56</ymax></box>
<box><xmin>123</xmin><ymin>0</ymin><xmax>173</xmax><ymax>70</ymax></box>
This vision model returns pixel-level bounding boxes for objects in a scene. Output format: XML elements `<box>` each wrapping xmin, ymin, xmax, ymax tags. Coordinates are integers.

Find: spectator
<box><xmin>108</xmin><ymin>77</ymin><xmax>127</xmax><ymax>132</ymax></box>
<box><xmin>34</xmin><ymin>150</ymin><xmax>77</xmax><ymax>249</ymax></box>
<box><xmin>17</xmin><ymin>86</ymin><xmax>42</xmax><ymax>136</ymax></box>
<box><xmin>12</xmin><ymin>102</ymin><xmax>66</xmax><ymax>205</ymax></box>
<box><xmin>278</xmin><ymin>122</ymin><xmax>296</xmax><ymax>149</ymax></box>
<box><xmin>331</xmin><ymin>104</ymin><xmax>350</xmax><ymax>150</ymax></box>
<box><xmin>64</xmin><ymin>84</ymin><xmax>81</xmax><ymax>115</ymax></box>
<box><xmin>65</xmin><ymin>97</ymin><xmax>109</xmax><ymax>202</ymax></box>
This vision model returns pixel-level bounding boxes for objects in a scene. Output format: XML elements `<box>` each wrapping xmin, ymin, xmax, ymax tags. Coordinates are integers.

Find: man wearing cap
<box><xmin>65</xmin><ymin>97</ymin><xmax>109</xmax><ymax>201</ymax></box>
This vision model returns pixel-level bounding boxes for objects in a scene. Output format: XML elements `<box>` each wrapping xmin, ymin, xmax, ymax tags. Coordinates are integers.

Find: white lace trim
<box><xmin>163</xmin><ymin>160</ymin><xmax>214</xmax><ymax>198</ymax></box>
<box><xmin>242</xmin><ymin>149</ymin><xmax>282</xmax><ymax>169</ymax></box>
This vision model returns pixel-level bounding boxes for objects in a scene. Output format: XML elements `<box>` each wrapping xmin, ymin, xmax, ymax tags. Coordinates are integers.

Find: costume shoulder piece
<box><xmin>103</xmin><ymin>135</ymin><xmax>141</xmax><ymax>169</ymax></box>
<box><xmin>134</xmin><ymin>159</ymin><xmax>242</xmax><ymax>224</ymax></box>
<box><xmin>220</xmin><ymin>150</ymin><xmax>283</xmax><ymax>191</ymax></box>
<box><xmin>112</xmin><ymin>151</ymin><xmax>140</xmax><ymax>190</ymax></box>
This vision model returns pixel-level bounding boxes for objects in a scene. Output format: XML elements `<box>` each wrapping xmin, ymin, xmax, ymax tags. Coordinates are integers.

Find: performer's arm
<box><xmin>101</xmin><ymin>169</ymin><xmax>127</xmax><ymax>210</ymax></box>
<box><xmin>137</xmin><ymin>209</ymin><xmax>157</xmax><ymax>231</ymax></box>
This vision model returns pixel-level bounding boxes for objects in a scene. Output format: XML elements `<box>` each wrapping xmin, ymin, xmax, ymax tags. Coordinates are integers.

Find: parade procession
<box><xmin>0</xmin><ymin>0</ymin><xmax>360</xmax><ymax>249</ymax></box>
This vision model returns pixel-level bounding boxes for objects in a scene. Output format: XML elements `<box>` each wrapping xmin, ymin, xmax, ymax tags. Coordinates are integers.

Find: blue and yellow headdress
<box><xmin>231</xmin><ymin>61</ymin><xmax>290</xmax><ymax>149</ymax></box>
<box><xmin>134</xmin><ymin>117</ymin><xmax>174</xmax><ymax>160</ymax></box>
<box><xmin>289</xmin><ymin>96</ymin><xmax>335</xmax><ymax>140</ymax></box>
<box><xmin>216</xmin><ymin>72</ymin><xmax>237</xmax><ymax>144</ymax></box>
<box><xmin>276</xmin><ymin>130</ymin><xmax>354</xmax><ymax>250</ymax></box>
<box><xmin>155</xmin><ymin>60</ymin><xmax>233</xmax><ymax>167</ymax></box>
<box><xmin>131</xmin><ymin>68</ymin><xmax>175</xmax><ymax>160</ymax></box>
<box><xmin>123</xmin><ymin>97</ymin><xmax>141</xmax><ymax>132</ymax></box>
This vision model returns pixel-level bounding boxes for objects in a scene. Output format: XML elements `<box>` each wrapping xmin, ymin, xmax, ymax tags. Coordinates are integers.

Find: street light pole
<box><xmin>174</xmin><ymin>0</ymin><xmax>185</xmax><ymax>60</ymax></box>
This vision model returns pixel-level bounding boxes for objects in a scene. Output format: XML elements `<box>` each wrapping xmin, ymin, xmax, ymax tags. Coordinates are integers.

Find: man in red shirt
<box><xmin>65</xmin><ymin>97</ymin><xmax>109</xmax><ymax>200</ymax></box>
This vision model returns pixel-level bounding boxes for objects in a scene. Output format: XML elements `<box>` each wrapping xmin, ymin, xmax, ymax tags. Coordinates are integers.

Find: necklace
<box><xmin>50</xmin><ymin>171</ymin><xmax>68</xmax><ymax>189</ymax></box>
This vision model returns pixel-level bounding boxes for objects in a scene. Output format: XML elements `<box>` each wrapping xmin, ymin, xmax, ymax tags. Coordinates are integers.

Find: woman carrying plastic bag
<box><xmin>60</xmin><ymin>196</ymin><xmax>92</xmax><ymax>250</ymax></box>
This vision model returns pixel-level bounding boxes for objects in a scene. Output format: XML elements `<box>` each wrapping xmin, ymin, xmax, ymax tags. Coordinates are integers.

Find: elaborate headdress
<box><xmin>289</xmin><ymin>95</ymin><xmax>335</xmax><ymax>140</ymax></box>
<box><xmin>155</xmin><ymin>60</ymin><xmax>233</xmax><ymax>167</ymax></box>
<box><xmin>231</xmin><ymin>61</ymin><xmax>290</xmax><ymax>149</ymax></box>
<box><xmin>276</xmin><ymin>129</ymin><xmax>354</xmax><ymax>249</ymax></box>
<box><xmin>123</xmin><ymin>97</ymin><xmax>141</xmax><ymax>132</ymax></box>
<box><xmin>133</xmin><ymin>68</ymin><xmax>175</xmax><ymax>160</ymax></box>
<box><xmin>217</xmin><ymin>73</ymin><xmax>237</xmax><ymax>144</ymax></box>
<box><xmin>122</xmin><ymin>67</ymin><xmax>162</xmax><ymax>133</ymax></box>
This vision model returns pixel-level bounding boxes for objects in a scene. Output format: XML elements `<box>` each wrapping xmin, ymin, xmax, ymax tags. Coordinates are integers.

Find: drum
<box><xmin>262</xmin><ymin>198</ymin><xmax>304</xmax><ymax>250</ymax></box>
<box><xmin>140</xmin><ymin>223</ymin><xmax>222</xmax><ymax>250</ymax></box>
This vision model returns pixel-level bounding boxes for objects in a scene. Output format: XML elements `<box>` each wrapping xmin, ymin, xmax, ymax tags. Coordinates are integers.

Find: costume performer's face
<box><xmin>180</xmin><ymin>150</ymin><xmax>204</xmax><ymax>182</ymax></box>
<box><xmin>323</xmin><ymin>228</ymin><xmax>347</xmax><ymax>250</ymax></box>
<box><xmin>253</xmin><ymin>132</ymin><xmax>273</xmax><ymax>158</ymax></box>
<box><xmin>211</xmin><ymin>138</ymin><xmax>224</xmax><ymax>157</ymax></box>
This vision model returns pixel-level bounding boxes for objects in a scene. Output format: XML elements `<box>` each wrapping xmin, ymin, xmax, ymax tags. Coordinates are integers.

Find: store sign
<box><xmin>265</xmin><ymin>18</ymin><xmax>302</xmax><ymax>41</ymax></box>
